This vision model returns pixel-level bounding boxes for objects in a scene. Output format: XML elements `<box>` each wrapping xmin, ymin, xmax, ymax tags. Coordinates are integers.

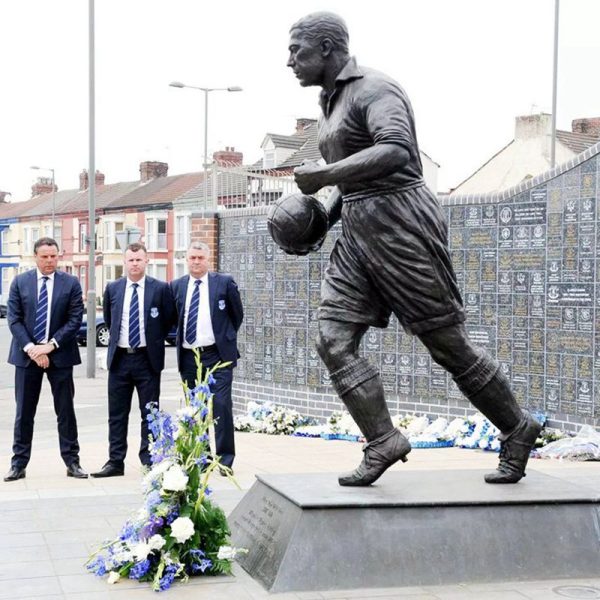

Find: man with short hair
<box><xmin>170</xmin><ymin>241</ymin><xmax>244</xmax><ymax>473</ymax></box>
<box><xmin>5</xmin><ymin>237</ymin><xmax>87</xmax><ymax>481</ymax></box>
<box><xmin>91</xmin><ymin>242</ymin><xmax>175</xmax><ymax>478</ymax></box>
<box><xmin>285</xmin><ymin>12</ymin><xmax>541</xmax><ymax>487</ymax></box>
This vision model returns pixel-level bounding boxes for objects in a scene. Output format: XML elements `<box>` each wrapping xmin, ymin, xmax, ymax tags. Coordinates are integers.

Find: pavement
<box><xmin>1</xmin><ymin>363</ymin><xmax>600</xmax><ymax>600</ymax></box>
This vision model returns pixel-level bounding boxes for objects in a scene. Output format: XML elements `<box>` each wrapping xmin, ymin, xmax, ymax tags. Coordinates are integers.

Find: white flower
<box><xmin>170</xmin><ymin>516</ymin><xmax>195</xmax><ymax>543</ymax></box>
<box><xmin>137</xmin><ymin>507</ymin><xmax>149</xmax><ymax>521</ymax></box>
<box><xmin>112</xmin><ymin>548</ymin><xmax>133</xmax><ymax>564</ymax></box>
<box><xmin>131</xmin><ymin>541</ymin><xmax>151</xmax><ymax>560</ymax></box>
<box><xmin>217</xmin><ymin>545</ymin><xmax>237</xmax><ymax>560</ymax></box>
<box><xmin>143</xmin><ymin>460</ymin><xmax>173</xmax><ymax>487</ymax></box>
<box><xmin>107</xmin><ymin>571</ymin><xmax>121</xmax><ymax>584</ymax></box>
<box><xmin>149</xmin><ymin>534</ymin><xmax>166</xmax><ymax>551</ymax></box>
<box><xmin>177</xmin><ymin>406</ymin><xmax>197</xmax><ymax>421</ymax></box>
<box><xmin>162</xmin><ymin>465</ymin><xmax>188</xmax><ymax>492</ymax></box>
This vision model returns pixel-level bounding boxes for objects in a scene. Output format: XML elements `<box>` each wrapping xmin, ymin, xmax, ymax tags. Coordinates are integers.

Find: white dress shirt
<box><xmin>183</xmin><ymin>273</ymin><xmax>216</xmax><ymax>349</ymax></box>
<box><xmin>117</xmin><ymin>277</ymin><xmax>147</xmax><ymax>348</ymax></box>
<box><xmin>23</xmin><ymin>270</ymin><xmax>55</xmax><ymax>351</ymax></box>
<box><xmin>37</xmin><ymin>269</ymin><xmax>54</xmax><ymax>343</ymax></box>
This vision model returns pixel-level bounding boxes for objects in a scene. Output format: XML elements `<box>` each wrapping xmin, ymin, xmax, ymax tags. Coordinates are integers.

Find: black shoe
<box><xmin>338</xmin><ymin>428</ymin><xmax>411</xmax><ymax>487</ymax></box>
<box><xmin>90</xmin><ymin>463</ymin><xmax>125</xmax><ymax>478</ymax></box>
<box><xmin>66</xmin><ymin>463</ymin><xmax>89</xmax><ymax>479</ymax></box>
<box><xmin>485</xmin><ymin>413</ymin><xmax>542</xmax><ymax>484</ymax></box>
<box><xmin>3</xmin><ymin>467</ymin><xmax>26</xmax><ymax>482</ymax></box>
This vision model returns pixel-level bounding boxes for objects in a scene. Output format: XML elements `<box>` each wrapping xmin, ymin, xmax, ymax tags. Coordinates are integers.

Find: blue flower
<box><xmin>158</xmin><ymin>564</ymin><xmax>178</xmax><ymax>591</ymax></box>
<box><xmin>188</xmin><ymin>549</ymin><xmax>205</xmax><ymax>558</ymax></box>
<box><xmin>194</xmin><ymin>454</ymin><xmax>210</xmax><ymax>468</ymax></box>
<box><xmin>208</xmin><ymin>374</ymin><xmax>216</xmax><ymax>385</ymax></box>
<box><xmin>204</xmin><ymin>486</ymin><xmax>212</xmax><ymax>496</ymax></box>
<box><xmin>145</xmin><ymin>490</ymin><xmax>162</xmax><ymax>511</ymax></box>
<box><xmin>166</xmin><ymin>508</ymin><xmax>179</xmax><ymax>525</ymax></box>
<box><xmin>119</xmin><ymin>522</ymin><xmax>137</xmax><ymax>541</ymax></box>
<box><xmin>139</xmin><ymin>514</ymin><xmax>164</xmax><ymax>539</ymax></box>
<box><xmin>129</xmin><ymin>559</ymin><xmax>151</xmax><ymax>580</ymax></box>
<box><xmin>87</xmin><ymin>556</ymin><xmax>107</xmax><ymax>576</ymax></box>
<box><xmin>197</xmin><ymin>433</ymin><xmax>210</xmax><ymax>444</ymax></box>
<box><xmin>200</xmin><ymin>406</ymin><xmax>209</xmax><ymax>419</ymax></box>
<box><xmin>190</xmin><ymin>558</ymin><xmax>212</xmax><ymax>573</ymax></box>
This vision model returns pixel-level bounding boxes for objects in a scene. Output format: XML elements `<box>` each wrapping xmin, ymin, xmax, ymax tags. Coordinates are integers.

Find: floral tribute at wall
<box><xmin>234</xmin><ymin>400</ymin><xmax>592</xmax><ymax>458</ymax></box>
<box><xmin>87</xmin><ymin>362</ymin><xmax>245</xmax><ymax>592</ymax></box>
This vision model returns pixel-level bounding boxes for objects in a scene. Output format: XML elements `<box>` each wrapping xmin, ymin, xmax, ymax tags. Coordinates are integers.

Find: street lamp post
<box><xmin>169</xmin><ymin>82</ymin><xmax>242</xmax><ymax>209</ymax></box>
<box><xmin>30</xmin><ymin>165</ymin><xmax>56</xmax><ymax>238</ymax></box>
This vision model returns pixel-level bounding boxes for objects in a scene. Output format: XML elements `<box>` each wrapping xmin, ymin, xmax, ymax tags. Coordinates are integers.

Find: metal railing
<box><xmin>196</xmin><ymin>162</ymin><xmax>332</xmax><ymax>210</ymax></box>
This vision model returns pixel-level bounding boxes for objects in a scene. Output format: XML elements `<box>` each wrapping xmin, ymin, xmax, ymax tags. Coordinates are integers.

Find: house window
<box><xmin>104</xmin><ymin>221</ymin><xmax>124</xmax><ymax>252</ymax></box>
<box><xmin>175</xmin><ymin>215</ymin><xmax>190</xmax><ymax>250</ymax></box>
<box><xmin>24</xmin><ymin>227</ymin><xmax>40</xmax><ymax>255</ymax></box>
<box><xmin>147</xmin><ymin>263</ymin><xmax>167</xmax><ymax>281</ymax></box>
<box><xmin>174</xmin><ymin>261</ymin><xmax>185</xmax><ymax>279</ymax></box>
<box><xmin>264</xmin><ymin>150</ymin><xmax>276</xmax><ymax>169</ymax></box>
<box><xmin>1</xmin><ymin>266</ymin><xmax>11</xmax><ymax>293</ymax></box>
<box><xmin>103</xmin><ymin>264</ymin><xmax>124</xmax><ymax>283</ymax></box>
<box><xmin>54</xmin><ymin>225</ymin><xmax>62</xmax><ymax>249</ymax></box>
<box><xmin>79</xmin><ymin>266</ymin><xmax>87</xmax><ymax>295</ymax></box>
<box><xmin>1</xmin><ymin>229</ymin><xmax>9</xmax><ymax>255</ymax></box>
<box><xmin>79</xmin><ymin>223</ymin><xmax>88</xmax><ymax>252</ymax></box>
<box><xmin>146</xmin><ymin>217</ymin><xmax>167</xmax><ymax>251</ymax></box>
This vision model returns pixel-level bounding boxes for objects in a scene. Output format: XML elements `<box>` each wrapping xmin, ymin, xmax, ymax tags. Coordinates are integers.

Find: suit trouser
<box><xmin>180</xmin><ymin>347</ymin><xmax>235</xmax><ymax>468</ymax></box>
<box><xmin>12</xmin><ymin>363</ymin><xmax>80</xmax><ymax>469</ymax></box>
<box><xmin>107</xmin><ymin>349</ymin><xmax>160</xmax><ymax>467</ymax></box>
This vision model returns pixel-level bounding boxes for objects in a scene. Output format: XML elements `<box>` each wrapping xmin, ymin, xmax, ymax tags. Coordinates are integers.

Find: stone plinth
<box><xmin>230</xmin><ymin>469</ymin><xmax>600</xmax><ymax>593</ymax></box>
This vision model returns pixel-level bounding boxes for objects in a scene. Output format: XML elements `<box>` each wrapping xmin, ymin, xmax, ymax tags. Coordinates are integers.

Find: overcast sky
<box><xmin>1</xmin><ymin>0</ymin><xmax>599</xmax><ymax>201</ymax></box>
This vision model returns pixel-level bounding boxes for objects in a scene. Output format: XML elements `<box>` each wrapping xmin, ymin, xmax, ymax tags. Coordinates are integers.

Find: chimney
<box><xmin>140</xmin><ymin>161</ymin><xmax>168</xmax><ymax>182</ymax></box>
<box><xmin>572</xmin><ymin>118</ymin><xmax>600</xmax><ymax>138</ymax></box>
<box><xmin>213</xmin><ymin>146</ymin><xmax>243</xmax><ymax>166</ymax></box>
<box><xmin>295</xmin><ymin>117</ymin><xmax>317</xmax><ymax>135</ymax></box>
<box><xmin>31</xmin><ymin>177</ymin><xmax>57</xmax><ymax>197</ymax></box>
<box><xmin>80</xmin><ymin>169</ymin><xmax>106</xmax><ymax>190</ymax></box>
<box><xmin>515</xmin><ymin>113</ymin><xmax>552</xmax><ymax>139</ymax></box>
<box><xmin>0</xmin><ymin>191</ymin><xmax>10</xmax><ymax>203</ymax></box>
<box><xmin>79</xmin><ymin>169</ymin><xmax>89</xmax><ymax>191</ymax></box>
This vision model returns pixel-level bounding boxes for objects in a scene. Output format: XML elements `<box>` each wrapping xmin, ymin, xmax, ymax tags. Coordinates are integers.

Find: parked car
<box><xmin>0</xmin><ymin>294</ymin><xmax>7</xmax><ymax>318</ymax></box>
<box><xmin>77</xmin><ymin>313</ymin><xmax>177</xmax><ymax>347</ymax></box>
<box><xmin>78</xmin><ymin>313</ymin><xmax>110</xmax><ymax>347</ymax></box>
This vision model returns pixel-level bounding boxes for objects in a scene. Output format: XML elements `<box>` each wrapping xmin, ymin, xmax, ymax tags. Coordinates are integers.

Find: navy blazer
<box><xmin>170</xmin><ymin>272</ymin><xmax>244</xmax><ymax>369</ymax></box>
<box><xmin>104</xmin><ymin>276</ymin><xmax>176</xmax><ymax>373</ymax></box>
<box><xmin>7</xmin><ymin>269</ymin><xmax>84</xmax><ymax>368</ymax></box>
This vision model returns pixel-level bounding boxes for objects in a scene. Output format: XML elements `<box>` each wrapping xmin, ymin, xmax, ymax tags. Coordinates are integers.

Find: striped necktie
<box><xmin>185</xmin><ymin>279</ymin><xmax>202</xmax><ymax>346</ymax></box>
<box><xmin>33</xmin><ymin>276</ymin><xmax>49</xmax><ymax>343</ymax></box>
<box><xmin>129</xmin><ymin>283</ymin><xmax>140</xmax><ymax>349</ymax></box>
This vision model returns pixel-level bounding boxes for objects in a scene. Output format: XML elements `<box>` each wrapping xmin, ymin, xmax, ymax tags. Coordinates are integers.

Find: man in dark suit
<box><xmin>170</xmin><ymin>241</ymin><xmax>243</xmax><ymax>472</ymax></box>
<box><xmin>4</xmin><ymin>237</ymin><xmax>87</xmax><ymax>481</ymax></box>
<box><xmin>91</xmin><ymin>242</ymin><xmax>175</xmax><ymax>478</ymax></box>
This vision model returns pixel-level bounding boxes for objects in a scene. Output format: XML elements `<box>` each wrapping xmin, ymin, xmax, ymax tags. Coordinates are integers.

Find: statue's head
<box><xmin>287</xmin><ymin>12</ymin><xmax>349</xmax><ymax>87</ymax></box>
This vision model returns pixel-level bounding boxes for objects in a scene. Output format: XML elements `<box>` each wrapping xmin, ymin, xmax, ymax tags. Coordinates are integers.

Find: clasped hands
<box><xmin>27</xmin><ymin>343</ymin><xmax>54</xmax><ymax>369</ymax></box>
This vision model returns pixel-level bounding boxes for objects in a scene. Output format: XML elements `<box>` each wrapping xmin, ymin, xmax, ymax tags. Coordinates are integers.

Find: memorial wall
<box><xmin>219</xmin><ymin>144</ymin><xmax>600</xmax><ymax>431</ymax></box>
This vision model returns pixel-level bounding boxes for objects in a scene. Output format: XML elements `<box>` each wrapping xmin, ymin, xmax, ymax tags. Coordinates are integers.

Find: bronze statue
<box><xmin>282</xmin><ymin>12</ymin><xmax>541</xmax><ymax>486</ymax></box>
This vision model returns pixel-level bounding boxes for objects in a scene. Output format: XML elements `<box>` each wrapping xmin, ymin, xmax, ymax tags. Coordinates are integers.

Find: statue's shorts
<box><xmin>318</xmin><ymin>184</ymin><xmax>466</xmax><ymax>335</ymax></box>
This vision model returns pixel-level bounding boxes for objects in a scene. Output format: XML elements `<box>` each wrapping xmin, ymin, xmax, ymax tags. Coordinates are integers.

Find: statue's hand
<box><xmin>282</xmin><ymin>233</ymin><xmax>326</xmax><ymax>256</ymax></box>
<box><xmin>294</xmin><ymin>162</ymin><xmax>326</xmax><ymax>195</ymax></box>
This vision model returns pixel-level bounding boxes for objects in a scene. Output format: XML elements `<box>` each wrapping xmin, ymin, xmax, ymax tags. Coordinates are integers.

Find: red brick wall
<box><xmin>190</xmin><ymin>214</ymin><xmax>218</xmax><ymax>271</ymax></box>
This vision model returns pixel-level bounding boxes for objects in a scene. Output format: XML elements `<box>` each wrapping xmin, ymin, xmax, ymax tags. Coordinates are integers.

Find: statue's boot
<box><xmin>330</xmin><ymin>358</ymin><xmax>411</xmax><ymax>487</ymax></box>
<box><xmin>483</xmin><ymin>413</ymin><xmax>542</xmax><ymax>483</ymax></box>
<box><xmin>455</xmin><ymin>358</ymin><xmax>541</xmax><ymax>484</ymax></box>
<box><xmin>338</xmin><ymin>428</ymin><xmax>411</xmax><ymax>487</ymax></box>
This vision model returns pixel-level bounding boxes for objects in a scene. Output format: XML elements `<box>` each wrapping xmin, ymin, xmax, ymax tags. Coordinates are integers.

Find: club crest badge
<box><xmin>218</xmin><ymin>300</ymin><xmax>226</xmax><ymax>310</ymax></box>
<box><xmin>150</xmin><ymin>307</ymin><xmax>159</xmax><ymax>318</ymax></box>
